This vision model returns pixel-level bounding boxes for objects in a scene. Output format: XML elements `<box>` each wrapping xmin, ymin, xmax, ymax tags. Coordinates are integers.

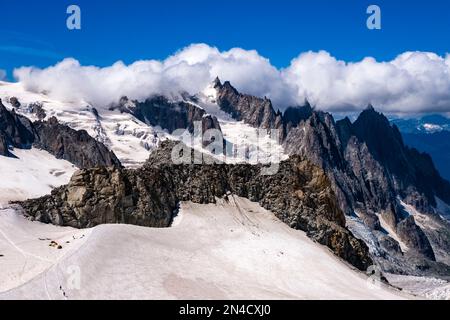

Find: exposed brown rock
<box><xmin>18</xmin><ymin>141</ymin><xmax>372</xmax><ymax>271</ymax></box>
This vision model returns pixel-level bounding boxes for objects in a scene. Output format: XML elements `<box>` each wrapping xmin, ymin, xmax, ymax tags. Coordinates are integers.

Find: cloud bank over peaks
<box><xmin>12</xmin><ymin>43</ymin><xmax>450</xmax><ymax>115</ymax></box>
<box><xmin>283</xmin><ymin>50</ymin><xmax>450</xmax><ymax>114</ymax></box>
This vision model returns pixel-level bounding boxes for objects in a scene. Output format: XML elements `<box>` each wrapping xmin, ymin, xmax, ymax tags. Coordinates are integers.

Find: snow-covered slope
<box><xmin>0</xmin><ymin>80</ymin><xmax>287</xmax><ymax>167</ymax></box>
<box><xmin>0</xmin><ymin>81</ymin><xmax>164</xmax><ymax>167</ymax></box>
<box><xmin>0</xmin><ymin>145</ymin><xmax>82</xmax><ymax>293</ymax></box>
<box><xmin>0</xmin><ymin>196</ymin><xmax>408</xmax><ymax>300</ymax></box>
<box><xmin>0</xmin><ymin>148</ymin><xmax>77</xmax><ymax>205</ymax></box>
<box><xmin>184</xmin><ymin>84</ymin><xmax>288</xmax><ymax>164</ymax></box>
<box><xmin>0</xmin><ymin>208</ymin><xmax>89</xmax><ymax>293</ymax></box>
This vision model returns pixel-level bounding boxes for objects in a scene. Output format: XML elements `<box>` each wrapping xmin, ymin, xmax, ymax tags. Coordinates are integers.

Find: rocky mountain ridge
<box><xmin>0</xmin><ymin>99</ymin><xmax>36</xmax><ymax>156</ymax></box>
<box><xmin>0</xmin><ymin>98</ymin><xmax>120</xmax><ymax>168</ymax></box>
<box><xmin>213</xmin><ymin>80</ymin><xmax>450</xmax><ymax>274</ymax></box>
<box><xmin>4</xmin><ymin>80</ymin><xmax>450</xmax><ymax>277</ymax></box>
<box><xmin>33</xmin><ymin>116</ymin><xmax>121</xmax><ymax>169</ymax></box>
<box><xmin>17</xmin><ymin>140</ymin><xmax>372</xmax><ymax>271</ymax></box>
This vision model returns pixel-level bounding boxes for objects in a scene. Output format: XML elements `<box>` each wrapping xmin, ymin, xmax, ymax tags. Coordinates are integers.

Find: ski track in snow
<box><xmin>0</xmin><ymin>197</ymin><xmax>411</xmax><ymax>300</ymax></box>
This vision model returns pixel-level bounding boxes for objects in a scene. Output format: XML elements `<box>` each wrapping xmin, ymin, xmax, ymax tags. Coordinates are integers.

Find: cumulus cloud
<box><xmin>0</xmin><ymin>69</ymin><xmax>6</xmax><ymax>80</ymax></box>
<box><xmin>283</xmin><ymin>51</ymin><xmax>450</xmax><ymax>114</ymax></box>
<box><xmin>13</xmin><ymin>43</ymin><xmax>450</xmax><ymax>114</ymax></box>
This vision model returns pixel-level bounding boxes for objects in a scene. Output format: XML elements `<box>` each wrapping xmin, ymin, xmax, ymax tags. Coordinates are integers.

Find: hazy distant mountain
<box><xmin>392</xmin><ymin>114</ymin><xmax>450</xmax><ymax>134</ymax></box>
<box><xmin>402</xmin><ymin>131</ymin><xmax>450</xmax><ymax>181</ymax></box>
<box><xmin>391</xmin><ymin>114</ymin><xmax>450</xmax><ymax>181</ymax></box>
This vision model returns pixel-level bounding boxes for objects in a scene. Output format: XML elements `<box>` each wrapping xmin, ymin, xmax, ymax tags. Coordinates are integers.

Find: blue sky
<box><xmin>0</xmin><ymin>0</ymin><xmax>449</xmax><ymax>79</ymax></box>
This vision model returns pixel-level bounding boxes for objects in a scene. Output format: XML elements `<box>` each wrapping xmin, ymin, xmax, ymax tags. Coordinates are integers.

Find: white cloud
<box><xmin>12</xmin><ymin>44</ymin><xmax>450</xmax><ymax>114</ymax></box>
<box><xmin>0</xmin><ymin>69</ymin><xmax>6</xmax><ymax>80</ymax></box>
<box><xmin>284</xmin><ymin>51</ymin><xmax>450</xmax><ymax>114</ymax></box>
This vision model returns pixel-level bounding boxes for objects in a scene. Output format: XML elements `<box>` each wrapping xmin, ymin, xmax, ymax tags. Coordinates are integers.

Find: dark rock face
<box><xmin>351</xmin><ymin>107</ymin><xmax>450</xmax><ymax>213</ymax></box>
<box><xmin>9</xmin><ymin>97</ymin><xmax>21</xmax><ymax>109</ymax></box>
<box><xmin>214</xmin><ymin>79</ymin><xmax>284</xmax><ymax>131</ymax></box>
<box><xmin>210</xmin><ymin>83</ymin><xmax>450</xmax><ymax>266</ymax></box>
<box><xmin>283</xmin><ymin>106</ymin><xmax>444</xmax><ymax>261</ymax></box>
<box><xmin>33</xmin><ymin>117</ymin><xmax>122</xmax><ymax>169</ymax></box>
<box><xmin>396</xmin><ymin>216</ymin><xmax>436</xmax><ymax>260</ymax></box>
<box><xmin>1</xmin><ymin>100</ymin><xmax>121</xmax><ymax>168</ymax></box>
<box><xmin>419</xmin><ymin>217</ymin><xmax>450</xmax><ymax>266</ymax></box>
<box><xmin>406</xmin><ymin>148</ymin><xmax>450</xmax><ymax>207</ymax></box>
<box><xmin>0</xmin><ymin>131</ymin><xmax>8</xmax><ymax>156</ymax></box>
<box><xmin>283</xmin><ymin>103</ymin><xmax>314</xmax><ymax>133</ymax></box>
<box><xmin>401</xmin><ymin>131</ymin><xmax>450</xmax><ymax>182</ymax></box>
<box><xmin>18</xmin><ymin>141</ymin><xmax>372</xmax><ymax>271</ymax></box>
<box><xmin>118</xmin><ymin>95</ymin><xmax>222</xmax><ymax>138</ymax></box>
<box><xmin>28</xmin><ymin>102</ymin><xmax>47</xmax><ymax>120</ymax></box>
<box><xmin>284</xmin><ymin>112</ymin><xmax>367</xmax><ymax>216</ymax></box>
<box><xmin>0</xmin><ymin>99</ymin><xmax>36</xmax><ymax>154</ymax></box>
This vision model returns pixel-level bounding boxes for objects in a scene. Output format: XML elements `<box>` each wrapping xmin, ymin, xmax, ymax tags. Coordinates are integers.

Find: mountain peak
<box><xmin>357</xmin><ymin>104</ymin><xmax>388</xmax><ymax>124</ymax></box>
<box><xmin>365</xmin><ymin>103</ymin><xmax>375</xmax><ymax>111</ymax></box>
<box><xmin>304</xmin><ymin>99</ymin><xmax>312</xmax><ymax>109</ymax></box>
<box><xmin>220</xmin><ymin>80</ymin><xmax>240</xmax><ymax>96</ymax></box>
<box><xmin>213</xmin><ymin>76</ymin><xmax>222</xmax><ymax>89</ymax></box>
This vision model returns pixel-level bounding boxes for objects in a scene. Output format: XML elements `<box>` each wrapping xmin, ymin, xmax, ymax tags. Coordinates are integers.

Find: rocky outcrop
<box><xmin>0</xmin><ymin>131</ymin><xmax>8</xmax><ymax>156</ymax></box>
<box><xmin>283</xmin><ymin>106</ymin><xmax>443</xmax><ymax>262</ymax></box>
<box><xmin>210</xmin><ymin>82</ymin><xmax>450</xmax><ymax>269</ymax></box>
<box><xmin>283</xmin><ymin>103</ymin><xmax>314</xmax><ymax>133</ymax></box>
<box><xmin>117</xmin><ymin>95</ymin><xmax>222</xmax><ymax>138</ymax></box>
<box><xmin>9</xmin><ymin>97</ymin><xmax>21</xmax><ymax>109</ymax></box>
<box><xmin>27</xmin><ymin>102</ymin><xmax>47</xmax><ymax>120</ymax></box>
<box><xmin>351</xmin><ymin>106</ymin><xmax>450</xmax><ymax>213</ymax></box>
<box><xmin>406</xmin><ymin>148</ymin><xmax>450</xmax><ymax>207</ymax></box>
<box><xmin>214</xmin><ymin>78</ymin><xmax>284</xmax><ymax>131</ymax></box>
<box><xmin>396</xmin><ymin>216</ymin><xmax>436</xmax><ymax>260</ymax></box>
<box><xmin>1</xmin><ymin>100</ymin><xmax>121</xmax><ymax>168</ymax></box>
<box><xmin>33</xmin><ymin>117</ymin><xmax>122</xmax><ymax>169</ymax></box>
<box><xmin>18</xmin><ymin>141</ymin><xmax>372</xmax><ymax>271</ymax></box>
<box><xmin>0</xmin><ymin>99</ymin><xmax>36</xmax><ymax>154</ymax></box>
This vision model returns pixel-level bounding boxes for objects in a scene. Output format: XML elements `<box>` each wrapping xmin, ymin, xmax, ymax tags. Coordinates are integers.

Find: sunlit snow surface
<box><xmin>0</xmin><ymin>148</ymin><xmax>77</xmax><ymax>205</ymax></box>
<box><xmin>0</xmin><ymin>81</ymin><xmax>287</xmax><ymax>167</ymax></box>
<box><xmin>0</xmin><ymin>81</ymin><xmax>162</xmax><ymax>167</ymax></box>
<box><xmin>0</xmin><ymin>209</ymin><xmax>89</xmax><ymax>294</ymax></box>
<box><xmin>0</xmin><ymin>197</ymin><xmax>408</xmax><ymax>300</ymax></box>
<box><xmin>0</xmin><ymin>148</ymin><xmax>83</xmax><ymax>295</ymax></box>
